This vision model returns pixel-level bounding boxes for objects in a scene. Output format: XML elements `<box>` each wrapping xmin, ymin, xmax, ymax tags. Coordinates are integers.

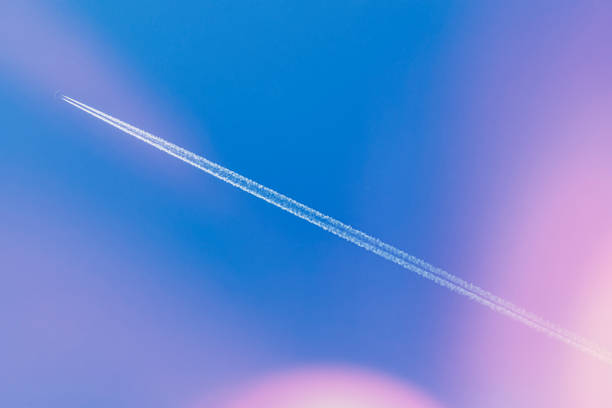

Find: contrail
<box><xmin>60</xmin><ymin>94</ymin><xmax>612</xmax><ymax>365</ymax></box>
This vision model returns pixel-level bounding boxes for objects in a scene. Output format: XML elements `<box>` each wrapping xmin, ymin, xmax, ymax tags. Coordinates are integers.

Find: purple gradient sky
<box><xmin>1</xmin><ymin>1</ymin><xmax>611</xmax><ymax>407</ymax></box>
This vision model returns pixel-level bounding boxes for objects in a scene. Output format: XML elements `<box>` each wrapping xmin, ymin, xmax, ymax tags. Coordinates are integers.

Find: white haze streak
<box><xmin>60</xmin><ymin>94</ymin><xmax>612</xmax><ymax>365</ymax></box>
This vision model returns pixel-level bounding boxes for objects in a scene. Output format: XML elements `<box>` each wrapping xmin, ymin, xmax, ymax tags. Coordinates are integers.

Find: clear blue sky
<box><xmin>2</xmin><ymin>1</ymin><xmax>611</xmax><ymax>407</ymax></box>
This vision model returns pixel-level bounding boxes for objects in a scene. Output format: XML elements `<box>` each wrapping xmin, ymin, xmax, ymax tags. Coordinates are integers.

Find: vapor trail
<box><xmin>60</xmin><ymin>94</ymin><xmax>612</xmax><ymax>365</ymax></box>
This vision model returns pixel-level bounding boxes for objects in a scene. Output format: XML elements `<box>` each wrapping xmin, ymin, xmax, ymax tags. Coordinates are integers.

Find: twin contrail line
<box><xmin>60</xmin><ymin>94</ymin><xmax>612</xmax><ymax>365</ymax></box>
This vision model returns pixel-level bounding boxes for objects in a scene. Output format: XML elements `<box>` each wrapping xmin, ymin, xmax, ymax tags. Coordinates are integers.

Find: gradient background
<box><xmin>1</xmin><ymin>1</ymin><xmax>611</xmax><ymax>407</ymax></box>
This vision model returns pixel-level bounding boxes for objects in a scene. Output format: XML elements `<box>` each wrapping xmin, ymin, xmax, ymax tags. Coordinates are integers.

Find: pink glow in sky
<box><xmin>461</xmin><ymin>117</ymin><xmax>612</xmax><ymax>406</ymax></box>
<box><xmin>565</xmin><ymin>237</ymin><xmax>612</xmax><ymax>405</ymax></box>
<box><xmin>446</xmin><ymin>5</ymin><xmax>612</xmax><ymax>405</ymax></box>
<box><xmin>219</xmin><ymin>366</ymin><xmax>442</xmax><ymax>408</ymax></box>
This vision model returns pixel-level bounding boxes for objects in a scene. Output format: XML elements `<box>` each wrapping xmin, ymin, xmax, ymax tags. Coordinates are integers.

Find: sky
<box><xmin>1</xmin><ymin>1</ymin><xmax>612</xmax><ymax>407</ymax></box>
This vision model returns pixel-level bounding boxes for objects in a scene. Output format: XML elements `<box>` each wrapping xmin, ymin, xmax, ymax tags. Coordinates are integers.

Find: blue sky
<box><xmin>3</xmin><ymin>1</ymin><xmax>612</xmax><ymax>407</ymax></box>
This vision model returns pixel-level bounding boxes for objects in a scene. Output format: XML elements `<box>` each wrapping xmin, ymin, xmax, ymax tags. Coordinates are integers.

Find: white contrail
<box><xmin>60</xmin><ymin>94</ymin><xmax>612</xmax><ymax>365</ymax></box>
